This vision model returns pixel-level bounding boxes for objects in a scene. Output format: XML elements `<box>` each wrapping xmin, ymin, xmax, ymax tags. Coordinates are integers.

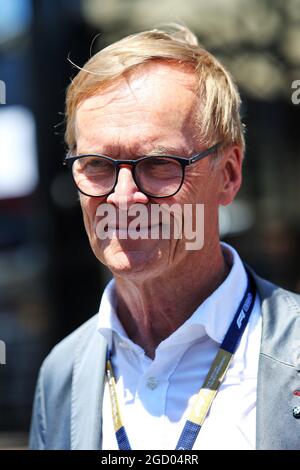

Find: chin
<box><xmin>95</xmin><ymin>238</ymin><xmax>165</xmax><ymax>279</ymax></box>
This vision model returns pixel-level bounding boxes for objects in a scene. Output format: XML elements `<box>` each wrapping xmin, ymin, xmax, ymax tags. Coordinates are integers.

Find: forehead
<box><xmin>75</xmin><ymin>62</ymin><xmax>200</xmax><ymax>154</ymax></box>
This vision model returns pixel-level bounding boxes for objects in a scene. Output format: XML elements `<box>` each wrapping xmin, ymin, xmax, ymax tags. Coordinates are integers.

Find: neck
<box><xmin>114</xmin><ymin>241</ymin><xmax>230</xmax><ymax>359</ymax></box>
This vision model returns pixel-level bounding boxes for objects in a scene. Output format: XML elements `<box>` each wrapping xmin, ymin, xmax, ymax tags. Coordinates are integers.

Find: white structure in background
<box><xmin>0</xmin><ymin>80</ymin><xmax>5</xmax><ymax>104</ymax></box>
<box><xmin>0</xmin><ymin>106</ymin><xmax>38</xmax><ymax>199</ymax></box>
<box><xmin>0</xmin><ymin>340</ymin><xmax>6</xmax><ymax>365</ymax></box>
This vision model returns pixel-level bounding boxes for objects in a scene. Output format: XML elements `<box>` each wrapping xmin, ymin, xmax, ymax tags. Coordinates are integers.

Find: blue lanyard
<box><xmin>105</xmin><ymin>268</ymin><xmax>256</xmax><ymax>450</ymax></box>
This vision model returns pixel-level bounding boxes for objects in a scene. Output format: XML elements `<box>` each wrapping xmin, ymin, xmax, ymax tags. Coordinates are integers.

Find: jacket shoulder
<box><xmin>248</xmin><ymin>265</ymin><xmax>299</xmax><ymax>303</ymax></box>
<box><xmin>253</xmin><ymin>270</ymin><xmax>300</xmax><ymax>310</ymax></box>
<box><xmin>253</xmin><ymin>270</ymin><xmax>300</xmax><ymax>366</ymax></box>
<box><xmin>41</xmin><ymin>314</ymin><xmax>99</xmax><ymax>383</ymax></box>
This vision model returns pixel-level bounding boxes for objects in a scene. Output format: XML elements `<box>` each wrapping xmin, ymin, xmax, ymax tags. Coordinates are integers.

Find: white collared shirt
<box><xmin>97</xmin><ymin>243</ymin><xmax>262</xmax><ymax>450</ymax></box>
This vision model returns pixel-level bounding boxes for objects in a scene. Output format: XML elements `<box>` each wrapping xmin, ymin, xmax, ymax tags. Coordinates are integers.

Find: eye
<box><xmin>137</xmin><ymin>158</ymin><xmax>181</xmax><ymax>181</ymax></box>
<box><xmin>87</xmin><ymin>159</ymin><xmax>105</xmax><ymax>168</ymax></box>
<box><xmin>151</xmin><ymin>159</ymin><xmax>173</xmax><ymax>165</ymax></box>
<box><xmin>75</xmin><ymin>157</ymin><xmax>113</xmax><ymax>176</ymax></box>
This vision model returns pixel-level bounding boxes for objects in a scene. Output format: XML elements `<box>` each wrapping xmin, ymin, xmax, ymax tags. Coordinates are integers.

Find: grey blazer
<box><xmin>29</xmin><ymin>271</ymin><xmax>300</xmax><ymax>450</ymax></box>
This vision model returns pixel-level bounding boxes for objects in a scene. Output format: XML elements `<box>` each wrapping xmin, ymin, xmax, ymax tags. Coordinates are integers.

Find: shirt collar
<box><xmin>97</xmin><ymin>242</ymin><xmax>248</xmax><ymax>349</ymax></box>
<box><xmin>181</xmin><ymin>242</ymin><xmax>248</xmax><ymax>344</ymax></box>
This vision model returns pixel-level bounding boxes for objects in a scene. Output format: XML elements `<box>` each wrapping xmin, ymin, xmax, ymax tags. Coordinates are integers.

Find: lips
<box><xmin>109</xmin><ymin>225</ymin><xmax>160</xmax><ymax>230</ymax></box>
<box><xmin>104</xmin><ymin>224</ymin><xmax>162</xmax><ymax>237</ymax></box>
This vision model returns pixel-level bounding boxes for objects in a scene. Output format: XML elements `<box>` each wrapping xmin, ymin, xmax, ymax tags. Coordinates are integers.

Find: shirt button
<box><xmin>146</xmin><ymin>377</ymin><xmax>159</xmax><ymax>390</ymax></box>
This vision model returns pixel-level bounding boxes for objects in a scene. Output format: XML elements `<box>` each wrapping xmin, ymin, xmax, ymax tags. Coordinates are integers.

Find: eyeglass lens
<box><xmin>72</xmin><ymin>156</ymin><xmax>183</xmax><ymax>197</ymax></box>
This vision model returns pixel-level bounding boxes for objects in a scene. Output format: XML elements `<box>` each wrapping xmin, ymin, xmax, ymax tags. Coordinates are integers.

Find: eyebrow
<box><xmin>76</xmin><ymin>145</ymin><xmax>190</xmax><ymax>158</ymax></box>
<box><xmin>144</xmin><ymin>146</ymin><xmax>190</xmax><ymax>157</ymax></box>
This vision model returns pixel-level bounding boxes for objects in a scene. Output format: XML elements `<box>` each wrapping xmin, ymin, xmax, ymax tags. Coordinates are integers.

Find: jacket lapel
<box><xmin>253</xmin><ymin>271</ymin><xmax>300</xmax><ymax>449</ymax></box>
<box><xmin>71</xmin><ymin>319</ymin><xmax>107</xmax><ymax>450</ymax></box>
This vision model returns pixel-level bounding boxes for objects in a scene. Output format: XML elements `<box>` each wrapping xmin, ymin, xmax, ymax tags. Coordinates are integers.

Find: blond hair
<box><xmin>65</xmin><ymin>24</ymin><xmax>245</xmax><ymax>155</ymax></box>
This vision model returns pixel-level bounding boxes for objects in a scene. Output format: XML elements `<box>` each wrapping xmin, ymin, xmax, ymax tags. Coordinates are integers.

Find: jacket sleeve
<box><xmin>28</xmin><ymin>365</ymin><xmax>47</xmax><ymax>450</ymax></box>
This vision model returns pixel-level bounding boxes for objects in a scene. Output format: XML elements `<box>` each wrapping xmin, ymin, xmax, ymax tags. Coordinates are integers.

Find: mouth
<box><xmin>111</xmin><ymin>224</ymin><xmax>161</xmax><ymax>230</ymax></box>
<box><xmin>103</xmin><ymin>224</ymin><xmax>162</xmax><ymax>237</ymax></box>
<box><xmin>106</xmin><ymin>224</ymin><xmax>161</xmax><ymax>231</ymax></box>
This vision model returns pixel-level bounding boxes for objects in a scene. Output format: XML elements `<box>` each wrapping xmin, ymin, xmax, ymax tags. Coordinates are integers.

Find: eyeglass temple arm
<box><xmin>189</xmin><ymin>142</ymin><xmax>221</xmax><ymax>164</ymax></box>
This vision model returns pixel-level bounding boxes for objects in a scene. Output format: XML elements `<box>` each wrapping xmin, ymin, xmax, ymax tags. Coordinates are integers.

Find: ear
<box><xmin>218</xmin><ymin>145</ymin><xmax>243</xmax><ymax>206</ymax></box>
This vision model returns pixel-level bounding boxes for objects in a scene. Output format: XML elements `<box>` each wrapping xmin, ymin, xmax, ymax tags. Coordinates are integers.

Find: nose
<box><xmin>106</xmin><ymin>165</ymin><xmax>149</xmax><ymax>207</ymax></box>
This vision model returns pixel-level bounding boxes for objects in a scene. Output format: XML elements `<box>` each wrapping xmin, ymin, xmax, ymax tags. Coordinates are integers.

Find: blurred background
<box><xmin>0</xmin><ymin>0</ymin><xmax>300</xmax><ymax>449</ymax></box>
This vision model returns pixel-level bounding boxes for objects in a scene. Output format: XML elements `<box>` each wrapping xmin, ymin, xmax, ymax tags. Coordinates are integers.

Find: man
<box><xmin>29</xmin><ymin>24</ymin><xmax>300</xmax><ymax>450</ymax></box>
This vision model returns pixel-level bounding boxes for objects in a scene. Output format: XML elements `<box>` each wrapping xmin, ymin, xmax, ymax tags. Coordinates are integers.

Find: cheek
<box><xmin>180</xmin><ymin>169</ymin><xmax>220</xmax><ymax>207</ymax></box>
<box><xmin>180</xmin><ymin>171</ymin><xmax>206</xmax><ymax>202</ymax></box>
<box><xmin>80</xmin><ymin>196</ymin><xmax>102</xmax><ymax>235</ymax></box>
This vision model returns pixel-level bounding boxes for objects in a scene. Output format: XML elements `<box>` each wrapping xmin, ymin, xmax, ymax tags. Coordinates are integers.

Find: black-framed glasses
<box><xmin>63</xmin><ymin>142</ymin><xmax>221</xmax><ymax>198</ymax></box>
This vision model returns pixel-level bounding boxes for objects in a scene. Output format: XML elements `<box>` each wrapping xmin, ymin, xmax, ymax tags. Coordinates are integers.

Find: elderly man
<box><xmin>29</xmin><ymin>24</ymin><xmax>300</xmax><ymax>450</ymax></box>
